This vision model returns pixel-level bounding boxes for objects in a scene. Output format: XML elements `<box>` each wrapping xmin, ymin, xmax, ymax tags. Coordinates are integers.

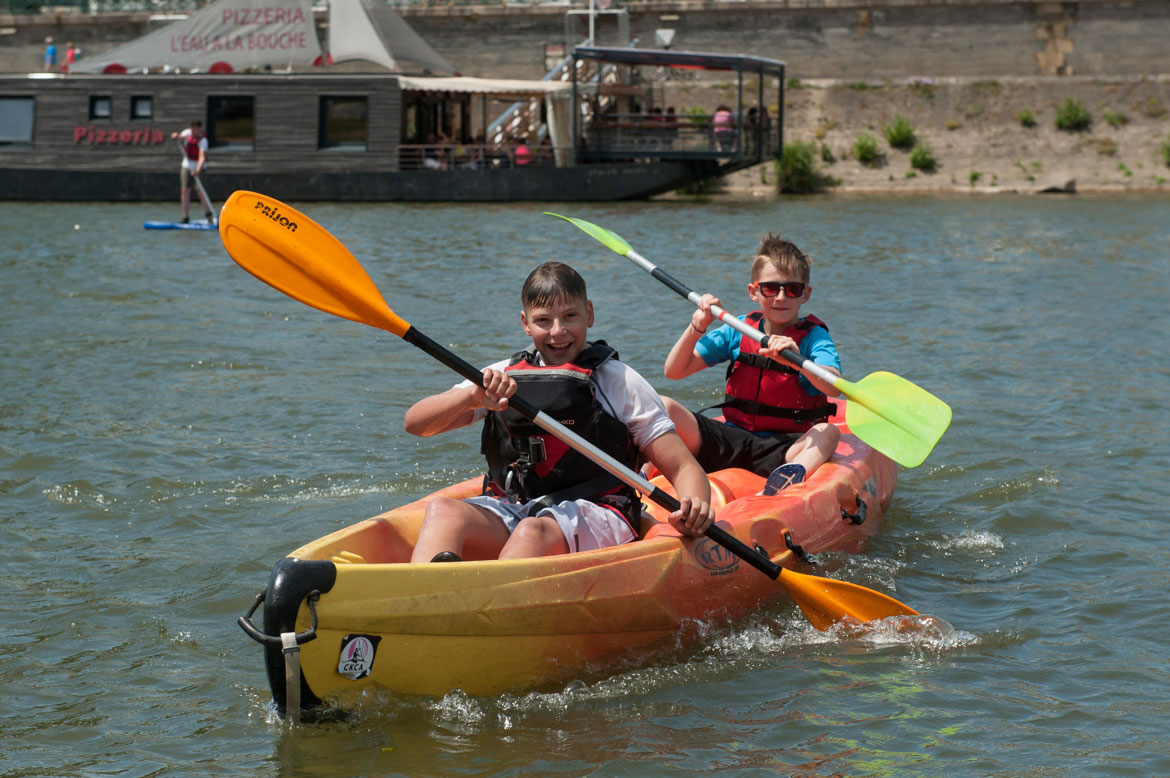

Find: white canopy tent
<box><xmin>327</xmin><ymin>0</ymin><xmax>454</xmax><ymax>75</ymax></box>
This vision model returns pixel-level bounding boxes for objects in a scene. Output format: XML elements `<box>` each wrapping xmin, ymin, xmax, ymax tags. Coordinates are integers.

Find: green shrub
<box><xmin>909</xmin><ymin>141</ymin><xmax>937</xmax><ymax>172</ymax></box>
<box><xmin>853</xmin><ymin>132</ymin><xmax>879</xmax><ymax>165</ymax></box>
<box><xmin>1104</xmin><ymin>109</ymin><xmax>1129</xmax><ymax>128</ymax></box>
<box><xmin>820</xmin><ymin>142</ymin><xmax>834</xmax><ymax>163</ymax></box>
<box><xmin>1055</xmin><ymin>98</ymin><xmax>1091</xmax><ymax>131</ymax></box>
<box><xmin>777</xmin><ymin>141</ymin><xmax>819</xmax><ymax>194</ymax></box>
<box><xmin>969</xmin><ymin>170</ymin><xmax>982</xmax><ymax>186</ymax></box>
<box><xmin>1017</xmin><ymin>109</ymin><xmax>1037</xmax><ymax>128</ymax></box>
<box><xmin>884</xmin><ymin>115</ymin><xmax>915</xmax><ymax>150</ymax></box>
<box><xmin>787</xmin><ymin>77</ymin><xmax>804</xmax><ymax>89</ymax></box>
<box><xmin>1162</xmin><ymin>136</ymin><xmax>1170</xmax><ymax>166</ymax></box>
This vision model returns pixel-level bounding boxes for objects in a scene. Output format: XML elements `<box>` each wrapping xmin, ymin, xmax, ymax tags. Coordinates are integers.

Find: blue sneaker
<box><xmin>762</xmin><ymin>463</ymin><xmax>806</xmax><ymax>496</ymax></box>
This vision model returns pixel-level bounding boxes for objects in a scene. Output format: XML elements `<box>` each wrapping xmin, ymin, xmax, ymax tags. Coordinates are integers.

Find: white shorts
<box><xmin>464</xmin><ymin>496</ymin><xmax>637</xmax><ymax>553</ymax></box>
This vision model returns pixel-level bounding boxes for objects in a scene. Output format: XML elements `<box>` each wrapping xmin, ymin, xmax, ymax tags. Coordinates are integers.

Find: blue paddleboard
<box><xmin>144</xmin><ymin>220</ymin><xmax>217</xmax><ymax>231</ymax></box>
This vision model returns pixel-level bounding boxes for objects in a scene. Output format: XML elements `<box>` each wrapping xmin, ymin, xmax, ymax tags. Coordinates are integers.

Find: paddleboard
<box><xmin>144</xmin><ymin>220</ymin><xmax>217</xmax><ymax>231</ymax></box>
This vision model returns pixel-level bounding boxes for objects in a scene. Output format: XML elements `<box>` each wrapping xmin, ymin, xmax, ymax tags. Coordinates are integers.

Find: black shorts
<box><xmin>692</xmin><ymin>411</ymin><xmax>800</xmax><ymax>477</ymax></box>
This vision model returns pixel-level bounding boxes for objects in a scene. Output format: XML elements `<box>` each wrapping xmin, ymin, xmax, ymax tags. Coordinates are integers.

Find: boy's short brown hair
<box><xmin>750</xmin><ymin>233</ymin><xmax>811</xmax><ymax>283</ymax></box>
<box><xmin>521</xmin><ymin>261</ymin><xmax>587</xmax><ymax>310</ymax></box>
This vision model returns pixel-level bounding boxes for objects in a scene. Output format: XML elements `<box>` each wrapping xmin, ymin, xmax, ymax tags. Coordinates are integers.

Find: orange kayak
<box><xmin>238</xmin><ymin>423</ymin><xmax>896</xmax><ymax>715</ymax></box>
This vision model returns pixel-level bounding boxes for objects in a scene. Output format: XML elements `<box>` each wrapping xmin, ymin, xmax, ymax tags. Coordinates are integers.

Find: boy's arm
<box><xmin>664</xmin><ymin>293</ymin><xmax>721</xmax><ymax>380</ymax></box>
<box><xmin>641</xmin><ymin>431</ymin><xmax>715</xmax><ymax>536</ymax></box>
<box><xmin>403</xmin><ymin>368</ymin><xmax>515</xmax><ymax>437</ymax></box>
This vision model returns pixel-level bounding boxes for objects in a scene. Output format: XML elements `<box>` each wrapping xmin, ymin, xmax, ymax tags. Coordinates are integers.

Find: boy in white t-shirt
<box><xmin>404</xmin><ymin>261</ymin><xmax>715</xmax><ymax>563</ymax></box>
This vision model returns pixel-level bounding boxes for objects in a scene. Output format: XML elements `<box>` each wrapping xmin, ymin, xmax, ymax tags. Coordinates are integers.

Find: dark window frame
<box><xmin>89</xmin><ymin>95</ymin><xmax>112</xmax><ymax>121</ymax></box>
<box><xmin>130</xmin><ymin>95</ymin><xmax>153</xmax><ymax>121</ymax></box>
<box><xmin>0</xmin><ymin>96</ymin><xmax>35</xmax><ymax>147</ymax></box>
<box><xmin>318</xmin><ymin>95</ymin><xmax>369</xmax><ymax>151</ymax></box>
<box><xmin>206</xmin><ymin>95</ymin><xmax>255</xmax><ymax>152</ymax></box>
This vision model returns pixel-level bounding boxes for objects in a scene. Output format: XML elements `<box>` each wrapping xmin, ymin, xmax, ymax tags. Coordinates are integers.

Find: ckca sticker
<box><xmin>338</xmin><ymin>634</ymin><xmax>381</xmax><ymax>680</ymax></box>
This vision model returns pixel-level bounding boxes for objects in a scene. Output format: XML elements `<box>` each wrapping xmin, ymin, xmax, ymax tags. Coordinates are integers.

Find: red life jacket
<box><xmin>720</xmin><ymin>312</ymin><xmax>836</xmax><ymax>434</ymax></box>
<box><xmin>480</xmin><ymin>341</ymin><xmax>640</xmax><ymax>526</ymax></box>
<box><xmin>183</xmin><ymin>131</ymin><xmax>204</xmax><ymax>162</ymax></box>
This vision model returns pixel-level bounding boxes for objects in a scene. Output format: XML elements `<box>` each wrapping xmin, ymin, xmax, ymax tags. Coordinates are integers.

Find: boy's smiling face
<box><xmin>520</xmin><ymin>294</ymin><xmax>594</xmax><ymax>365</ymax></box>
<box><xmin>749</xmin><ymin>264</ymin><xmax>810</xmax><ymax>331</ymax></box>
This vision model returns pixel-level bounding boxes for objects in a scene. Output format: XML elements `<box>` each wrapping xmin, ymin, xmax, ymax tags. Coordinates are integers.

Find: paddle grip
<box><xmin>403</xmin><ymin>328</ymin><xmax>491</xmax><ymax>389</ymax></box>
<box><xmin>649</xmin><ymin>266</ymin><xmax>695</xmax><ymax>300</ymax></box>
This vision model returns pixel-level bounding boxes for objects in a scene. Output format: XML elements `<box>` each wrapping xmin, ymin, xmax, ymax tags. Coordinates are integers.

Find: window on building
<box><xmin>319</xmin><ymin>96</ymin><xmax>368</xmax><ymax>151</ymax></box>
<box><xmin>130</xmin><ymin>96</ymin><xmax>153</xmax><ymax>120</ymax></box>
<box><xmin>0</xmin><ymin>97</ymin><xmax>35</xmax><ymax>146</ymax></box>
<box><xmin>89</xmin><ymin>95</ymin><xmax>111</xmax><ymax>120</ymax></box>
<box><xmin>207</xmin><ymin>96</ymin><xmax>254</xmax><ymax>151</ymax></box>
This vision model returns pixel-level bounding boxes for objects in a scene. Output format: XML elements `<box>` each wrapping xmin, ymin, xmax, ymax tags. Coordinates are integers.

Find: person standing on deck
<box><xmin>43</xmin><ymin>38</ymin><xmax>57</xmax><ymax>72</ymax></box>
<box><xmin>170</xmin><ymin>120</ymin><xmax>211</xmax><ymax>225</ymax></box>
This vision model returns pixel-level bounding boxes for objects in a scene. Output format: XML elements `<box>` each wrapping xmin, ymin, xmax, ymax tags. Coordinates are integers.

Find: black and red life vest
<box><xmin>182</xmin><ymin>131</ymin><xmax>204</xmax><ymax>162</ymax></box>
<box><xmin>480</xmin><ymin>341</ymin><xmax>640</xmax><ymax>523</ymax></box>
<box><xmin>720</xmin><ymin>312</ymin><xmax>836</xmax><ymax>434</ymax></box>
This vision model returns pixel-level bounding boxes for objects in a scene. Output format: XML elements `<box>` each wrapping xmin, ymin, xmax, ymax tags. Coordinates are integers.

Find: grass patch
<box><xmin>1087</xmin><ymin>137</ymin><xmax>1117</xmax><ymax>156</ymax></box>
<box><xmin>910</xmin><ymin>83</ymin><xmax>935</xmax><ymax>100</ymax></box>
<box><xmin>1017</xmin><ymin>109</ymin><xmax>1037</xmax><ymax>128</ymax></box>
<box><xmin>1145</xmin><ymin>98</ymin><xmax>1168</xmax><ymax>119</ymax></box>
<box><xmin>853</xmin><ymin>132</ymin><xmax>880</xmax><ymax>165</ymax></box>
<box><xmin>945</xmin><ymin>120</ymin><xmax>962</xmax><ymax>131</ymax></box>
<box><xmin>883</xmin><ymin>115</ymin><xmax>915</xmax><ymax>150</ymax></box>
<box><xmin>1118</xmin><ymin>162</ymin><xmax>1133</xmax><ymax>177</ymax></box>
<box><xmin>776</xmin><ymin>141</ymin><xmax>824</xmax><ymax>193</ymax></box>
<box><xmin>909</xmin><ymin>141</ymin><xmax>937</xmax><ymax>172</ymax></box>
<box><xmin>1162</xmin><ymin>135</ymin><xmax>1170</xmax><ymax>166</ymax></box>
<box><xmin>1104</xmin><ymin>109</ymin><xmax>1129</xmax><ymax>128</ymax></box>
<box><xmin>1055</xmin><ymin>98</ymin><xmax>1091</xmax><ymax>131</ymax></box>
<box><xmin>969</xmin><ymin>170</ymin><xmax>982</xmax><ymax>186</ymax></box>
<box><xmin>787</xmin><ymin>77</ymin><xmax>804</xmax><ymax>89</ymax></box>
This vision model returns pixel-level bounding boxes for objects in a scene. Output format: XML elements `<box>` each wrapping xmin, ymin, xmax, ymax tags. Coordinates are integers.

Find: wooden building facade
<box><xmin>0</xmin><ymin>49</ymin><xmax>785</xmax><ymax>202</ymax></box>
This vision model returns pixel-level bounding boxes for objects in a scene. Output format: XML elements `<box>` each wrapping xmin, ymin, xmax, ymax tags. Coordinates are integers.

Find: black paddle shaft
<box><xmin>401</xmin><ymin>326</ymin><xmax>784</xmax><ymax>582</ymax></box>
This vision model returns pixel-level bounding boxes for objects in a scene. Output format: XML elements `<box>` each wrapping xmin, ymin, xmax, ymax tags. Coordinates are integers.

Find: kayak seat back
<box><xmin>639</xmin><ymin>471</ymin><xmax>743</xmax><ymax>538</ymax></box>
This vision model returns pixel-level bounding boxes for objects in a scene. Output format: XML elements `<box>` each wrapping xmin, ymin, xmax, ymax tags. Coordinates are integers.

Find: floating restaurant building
<box><xmin>0</xmin><ymin>0</ymin><xmax>785</xmax><ymax>202</ymax></box>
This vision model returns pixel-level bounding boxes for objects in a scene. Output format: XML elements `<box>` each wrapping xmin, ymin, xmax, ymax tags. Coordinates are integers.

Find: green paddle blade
<box><xmin>842</xmin><ymin>371</ymin><xmax>952</xmax><ymax>468</ymax></box>
<box><xmin>544</xmin><ymin>213</ymin><xmax>632</xmax><ymax>256</ymax></box>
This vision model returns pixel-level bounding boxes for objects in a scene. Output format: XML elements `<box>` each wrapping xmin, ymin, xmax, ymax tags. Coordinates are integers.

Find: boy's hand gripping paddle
<box><xmin>545</xmin><ymin>213</ymin><xmax>952</xmax><ymax>468</ymax></box>
<box><xmin>218</xmin><ymin>190</ymin><xmax>919</xmax><ymax>630</ymax></box>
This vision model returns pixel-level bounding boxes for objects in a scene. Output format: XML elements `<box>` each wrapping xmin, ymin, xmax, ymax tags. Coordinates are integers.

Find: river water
<box><xmin>3</xmin><ymin>194</ymin><xmax>1168</xmax><ymax>777</ymax></box>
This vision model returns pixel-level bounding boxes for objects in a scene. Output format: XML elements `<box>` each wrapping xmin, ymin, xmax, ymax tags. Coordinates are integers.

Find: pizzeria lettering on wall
<box><xmin>74</xmin><ymin>126</ymin><xmax>167</xmax><ymax>145</ymax></box>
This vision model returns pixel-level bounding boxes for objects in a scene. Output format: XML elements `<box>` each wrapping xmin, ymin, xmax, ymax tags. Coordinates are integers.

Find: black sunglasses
<box><xmin>755</xmin><ymin>281</ymin><xmax>806</xmax><ymax>298</ymax></box>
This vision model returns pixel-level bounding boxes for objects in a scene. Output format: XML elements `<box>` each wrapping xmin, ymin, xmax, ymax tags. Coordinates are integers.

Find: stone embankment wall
<box><xmin>2</xmin><ymin>0</ymin><xmax>1169</xmax><ymax>80</ymax></box>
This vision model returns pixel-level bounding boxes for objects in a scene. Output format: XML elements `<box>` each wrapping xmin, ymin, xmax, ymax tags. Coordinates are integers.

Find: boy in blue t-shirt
<box><xmin>662</xmin><ymin>234</ymin><xmax>842</xmax><ymax>495</ymax></box>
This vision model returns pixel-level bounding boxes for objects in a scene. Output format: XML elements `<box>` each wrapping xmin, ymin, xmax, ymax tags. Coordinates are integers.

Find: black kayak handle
<box><xmin>237</xmin><ymin>590</ymin><xmax>321</xmax><ymax>646</ymax></box>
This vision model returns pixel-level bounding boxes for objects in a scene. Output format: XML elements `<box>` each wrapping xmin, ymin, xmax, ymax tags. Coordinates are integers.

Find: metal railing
<box><xmin>398</xmin><ymin>142</ymin><xmax>563</xmax><ymax>170</ymax></box>
<box><xmin>582</xmin><ymin>111</ymin><xmax>778</xmax><ymax>161</ymax></box>
<box><xmin>2</xmin><ymin>0</ymin><xmax>206</xmax><ymax>12</ymax></box>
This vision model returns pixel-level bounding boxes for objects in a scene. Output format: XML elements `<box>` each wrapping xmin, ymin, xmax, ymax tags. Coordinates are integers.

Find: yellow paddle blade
<box><xmin>218</xmin><ymin>191</ymin><xmax>410</xmax><ymax>337</ymax></box>
<box><xmin>782</xmin><ymin>567</ymin><xmax>919</xmax><ymax>630</ymax></box>
<box><xmin>842</xmin><ymin>371</ymin><xmax>952</xmax><ymax>468</ymax></box>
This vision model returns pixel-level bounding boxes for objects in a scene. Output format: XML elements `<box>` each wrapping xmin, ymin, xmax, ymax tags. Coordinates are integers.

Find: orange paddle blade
<box><xmin>783</xmin><ymin>567</ymin><xmax>919</xmax><ymax>630</ymax></box>
<box><xmin>218</xmin><ymin>191</ymin><xmax>410</xmax><ymax>337</ymax></box>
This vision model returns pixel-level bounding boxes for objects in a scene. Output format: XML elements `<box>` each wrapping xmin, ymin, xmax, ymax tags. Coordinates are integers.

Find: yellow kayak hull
<box><xmin>241</xmin><ymin>428</ymin><xmax>896</xmax><ymax>712</ymax></box>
